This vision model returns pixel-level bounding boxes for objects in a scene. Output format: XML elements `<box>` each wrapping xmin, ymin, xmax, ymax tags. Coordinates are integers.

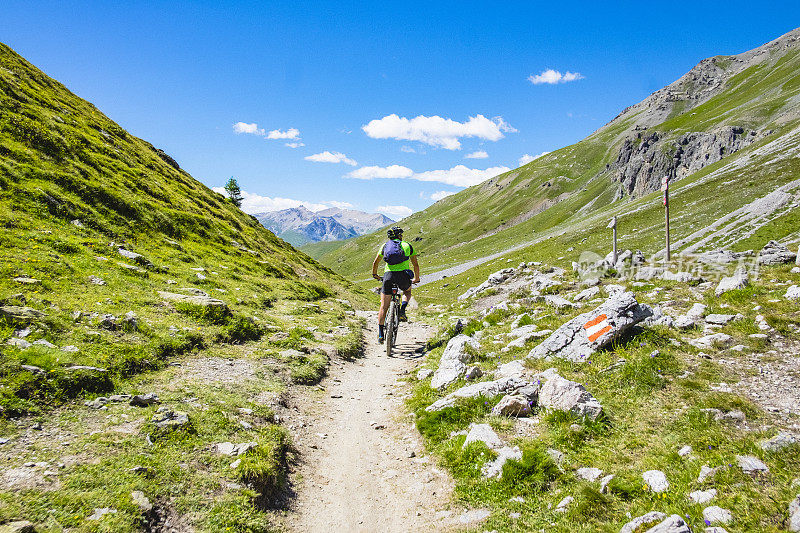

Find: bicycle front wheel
<box><xmin>385</xmin><ymin>301</ymin><xmax>396</xmax><ymax>357</ymax></box>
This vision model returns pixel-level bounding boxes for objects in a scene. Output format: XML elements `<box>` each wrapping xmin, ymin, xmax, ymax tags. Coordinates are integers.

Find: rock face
<box><xmin>529</xmin><ymin>292</ymin><xmax>653</xmax><ymax>362</ymax></box>
<box><xmin>430</xmin><ymin>335</ymin><xmax>479</xmax><ymax>389</ymax></box>
<box><xmin>538</xmin><ymin>374</ymin><xmax>603</xmax><ymax>420</ymax></box>
<box><xmin>757</xmin><ymin>240</ymin><xmax>796</xmax><ymax>265</ymax></box>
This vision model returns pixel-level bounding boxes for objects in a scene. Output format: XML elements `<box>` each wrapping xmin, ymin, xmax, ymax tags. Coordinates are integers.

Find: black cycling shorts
<box><xmin>381</xmin><ymin>270</ymin><xmax>413</xmax><ymax>295</ymax></box>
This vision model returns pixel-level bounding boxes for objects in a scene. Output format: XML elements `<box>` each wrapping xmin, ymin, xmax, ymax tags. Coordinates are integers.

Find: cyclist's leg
<box><xmin>397</xmin><ymin>271</ymin><xmax>412</xmax><ymax>320</ymax></box>
<box><xmin>378</xmin><ymin>293</ymin><xmax>391</xmax><ymax>325</ymax></box>
<box><xmin>378</xmin><ymin>273</ymin><xmax>392</xmax><ymax>342</ymax></box>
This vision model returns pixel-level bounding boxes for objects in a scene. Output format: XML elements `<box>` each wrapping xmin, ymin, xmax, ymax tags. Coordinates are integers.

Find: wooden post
<box><xmin>607</xmin><ymin>216</ymin><xmax>617</xmax><ymax>265</ymax></box>
<box><xmin>662</xmin><ymin>176</ymin><xmax>671</xmax><ymax>263</ymax></box>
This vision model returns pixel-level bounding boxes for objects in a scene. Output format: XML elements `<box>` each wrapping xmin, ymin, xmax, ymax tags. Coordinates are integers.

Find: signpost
<box><xmin>607</xmin><ymin>216</ymin><xmax>617</xmax><ymax>265</ymax></box>
<box><xmin>662</xmin><ymin>176</ymin><xmax>670</xmax><ymax>263</ymax></box>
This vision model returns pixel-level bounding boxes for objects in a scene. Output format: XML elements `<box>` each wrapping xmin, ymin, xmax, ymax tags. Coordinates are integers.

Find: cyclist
<box><xmin>372</xmin><ymin>226</ymin><xmax>420</xmax><ymax>344</ymax></box>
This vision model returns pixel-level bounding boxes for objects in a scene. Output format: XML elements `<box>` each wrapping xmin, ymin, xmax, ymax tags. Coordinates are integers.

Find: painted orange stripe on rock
<box><xmin>588</xmin><ymin>325</ymin><xmax>612</xmax><ymax>342</ymax></box>
<box><xmin>584</xmin><ymin>314</ymin><xmax>608</xmax><ymax>329</ymax></box>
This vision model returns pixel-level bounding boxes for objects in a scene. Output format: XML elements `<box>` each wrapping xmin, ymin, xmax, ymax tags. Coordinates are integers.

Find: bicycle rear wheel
<box><xmin>385</xmin><ymin>300</ymin><xmax>397</xmax><ymax>356</ymax></box>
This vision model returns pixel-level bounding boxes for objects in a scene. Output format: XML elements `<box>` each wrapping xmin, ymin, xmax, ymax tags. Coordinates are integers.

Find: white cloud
<box><xmin>528</xmin><ymin>69</ymin><xmax>585</xmax><ymax>85</ymax></box>
<box><xmin>376</xmin><ymin>205</ymin><xmax>413</xmax><ymax>219</ymax></box>
<box><xmin>430</xmin><ymin>190</ymin><xmax>456</xmax><ymax>201</ymax></box>
<box><xmin>285</xmin><ymin>142</ymin><xmax>305</xmax><ymax>148</ymax></box>
<box><xmin>400</xmin><ymin>145</ymin><xmax>416</xmax><ymax>153</ymax></box>
<box><xmin>327</xmin><ymin>201</ymin><xmax>354</xmax><ymax>210</ymax></box>
<box><xmin>518</xmin><ymin>151</ymin><xmax>551</xmax><ymax>166</ymax></box>
<box><xmin>465</xmin><ymin>150</ymin><xmax>488</xmax><ymax>159</ymax></box>
<box><xmin>346</xmin><ymin>165</ymin><xmax>414</xmax><ymax>180</ymax></box>
<box><xmin>412</xmin><ymin>165</ymin><xmax>511</xmax><ymax>187</ymax></box>
<box><xmin>214</xmin><ymin>187</ymin><xmax>330</xmax><ymax>214</ymax></box>
<box><xmin>266</xmin><ymin>128</ymin><xmax>300</xmax><ymax>140</ymax></box>
<box><xmin>362</xmin><ymin>114</ymin><xmax>514</xmax><ymax>150</ymax></box>
<box><xmin>304</xmin><ymin>151</ymin><xmax>358</xmax><ymax>166</ymax></box>
<box><xmin>233</xmin><ymin>122</ymin><xmax>265</xmax><ymax>135</ymax></box>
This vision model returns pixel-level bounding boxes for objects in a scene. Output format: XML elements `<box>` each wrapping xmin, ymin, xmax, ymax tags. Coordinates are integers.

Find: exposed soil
<box><xmin>283</xmin><ymin>311</ymin><xmax>455</xmax><ymax>533</ymax></box>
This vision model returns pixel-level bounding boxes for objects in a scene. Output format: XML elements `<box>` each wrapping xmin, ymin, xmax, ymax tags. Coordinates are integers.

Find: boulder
<box><xmin>758</xmin><ymin>240</ymin><xmax>796</xmax><ymax>265</ymax></box>
<box><xmin>789</xmin><ymin>494</ymin><xmax>800</xmax><ymax>532</ymax></box>
<box><xmin>574</xmin><ymin>286</ymin><xmax>600</xmax><ymax>302</ymax></box>
<box><xmin>7</xmin><ymin>338</ymin><xmax>31</xmax><ymax>349</ymax></box>
<box><xmin>0</xmin><ymin>521</ymin><xmax>37</xmax><ymax>533</ymax></box>
<box><xmin>538</xmin><ymin>374</ymin><xmax>603</xmax><ymax>420</ymax></box>
<box><xmin>673</xmin><ymin>315</ymin><xmax>698</xmax><ymax>330</ymax></box>
<box><xmin>425</xmin><ymin>376</ymin><xmax>529</xmax><ymax>412</ymax></box>
<box><xmin>715</xmin><ymin>272</ymin><xmax>748</xmax><ymax>296</ymax></box>
<box><xmin>689</xmin><ymin>333</ymin><xmax>732</xmax><ymax>349</ymax></box>
<box><xmin>644</xmin><ymin>514</ymin><xmax>692</xmax><ymax>532</ymax></box>
<box><xmin>759</xmin><ymin>432</ymin><xmax>797</xmax><ymax>451</ymax></box>
<box><xmin>0</xmin><ymin>306</ymin><xmax>45</xmax><ymax>325</ymax></box>
<box><xmin>31</xmin><ymin>339</ymin><xmax>55</xmax><ymax>349</ymax></box>
<box><xmin>130</xmin><ymin>393</ymin><xmax>160</xmax><ymax>407</ymax></box>
<box><xmin>529</xmin><ymin>291</ymin><xmax>652</xmax><ymax>362</ymax></box>
<box><xmin>544</xmin><ymin>295</ymin><xmax>575</xmax><ymax>310</ymax></box>
<box><xmin>507</xmin><ymin>324</ymin><xmax>538</xmax><ymax>339</ymax></box>
<box><xmin>786</xmin><ymin>285</ymin><xmax>800</xmax><ymax>300</ymax></box>
<box><xmin>482</xmin><ymin>445</ymin><xmax>522</xmax><ymax>478</ymax></box>
<box><xmin>705</xmin><ymin>314</ymin><xmax>738</xmax><ymax>325</ymax></box>
<box><xmin>736</xmin><ymin>454</ymin><xmax>769</xmax><ymax>474</ymax></box>
<box><xmin>689</xmin><ymin>488</ymin><xmax>717</xmax><ymax>504</ymax></box>
<box><xmin>151</xmin><ymin>408</ymin><xmax>192</xmax><ymax>433</ymax></box>
<box><xmin>686</xmin><ymin>303</ymin><xmax>708</xmax><ymax>319</ymax></box>
<box><xmin>488</xmin><ymin>268</ymin><xmax>516</xmax><ymax>285</ymax></box>
<box><xmin>463</xmin><ymin>423</ymin><xmax>503</xmax><ymax>449</ymax></box>
<box><xmin>702</xmin><ymin>506</ymin><xmax>732</xmax><ymax>525</ymax></box>
<box><xmin>620</xmin><ymin>511</ymin><xmax>667</xmax><ymax>533</ymax></box>
<box><xmin>696</xmin><ymin>249</ymin><xmax>744</xmax><ymax>264</ymax></box>
<box><xmin>430</xmin><ymin>335</ymin><xmax>479</xmax><ymax>389</ymax></box>
<box><xmin>491</xmin><ymin>394</ymin><xmax>531</xmax><ymax>417</ymax></box>
<box><xmin>157</xmin><ymin>291</ymin><xmax>229</xmax><ymax>311</ymax></box>
<box><xmin>643</xmin><ymin>470</ymin><xmax>669</xmax><ymax>492</ymax></box>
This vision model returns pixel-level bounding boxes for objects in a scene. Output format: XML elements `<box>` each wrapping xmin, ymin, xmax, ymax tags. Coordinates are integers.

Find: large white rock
<box><xmin>425</xmin><ymin>376</ymin><xmax>529</xmax><ymax>412</ymax></box>
<box><xmin>689</xmin><ymin>488</ymin><xmax>717</xmax><ymax>504</ymax></box>
<box><xmin>715</xmin><ymin>273</ymin><xmax>748</xmax><ymax>296</ymax></box>
<box><xmin>736</xmin><ymin>454</ymin><xmax>769</xmax><ymax>474</ymax></box>
<box><xmin>620</xmin><ymin>511</ymin><xmax>667</xmax><ymax>533</ymax></box>
<box><xmin>644</xmin><ymin>514</ymin><xmax>692</xmax><ymax>532</ymax></box>
<box><xmin>703</xmin><ymin>506</ymin><xmax>733</xmax><ymax>525</ymax></box>
<box><xmin>576</xmin><ymin>467</ymin><xmax>603</xmax><ymax>481</ymax></box>
<box><xmin>430</xmin><ymin>335</ymin><xmax>479</xmax><ymax>389</ymax></box>
<box><xmin>528</xmin><ymin>291</ymin><xmax>652</xmax><ymax>362</ymax></box>
<box><xmin>574</xmin><ymin>286</ymin><xmax>600</xmax><ymax>302</ymax></box>
<box><xmin>643</xmin><ymin>470</ymin><xmax>669</xmax><ymax>492</ymax></box>
<box><xmin>538</xmin><ymin>374</ymin><xmax>603</xmax><ymax>420</ymax></box>
<box><xmin>786</xmin><ymin>285</ymin><xmax>800</xmax><ymax>300</ymax></box>
<box><xmin>759</xmin><ymin>432</ymin><xmax>797</xmax><ymax>451</ymax></box>
<box><xmin>463</xmin><ymin>423</ymin><xmax>503</xmax><ymax>450</ymax></box>
<box><xmin>758</xmin><ymin>240</ymin><xmax>796</xmax><ymax>265</ymax></box>
<box><xmin>544</xmin><ymin>295</ymin><xmax>575</xmax><ymax>310</ymax></box>
<box><xmin>686</xmin><ymin>303</ymin><xmax>708</xmax><ymax>319</ymax></box>
<box><xmin>491</xmin><ymin>394</ymin><xmax>531</xmax><ymax>417</ymax></box>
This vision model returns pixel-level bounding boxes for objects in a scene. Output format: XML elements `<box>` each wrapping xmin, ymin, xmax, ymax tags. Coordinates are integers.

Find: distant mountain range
<box><xmin>254</xmin><ymin>206</ymin><xmax>394</xmax><ymax>246</ymax></box>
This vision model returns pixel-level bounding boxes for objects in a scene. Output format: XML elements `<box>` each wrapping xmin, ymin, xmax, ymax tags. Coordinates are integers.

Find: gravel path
<box><xmin>284</xmin><ymin>312</ymin><xmax>454</xmax><ymax>533</ymax></box>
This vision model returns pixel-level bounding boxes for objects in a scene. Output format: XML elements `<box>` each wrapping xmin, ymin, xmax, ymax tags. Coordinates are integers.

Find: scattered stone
<box><xmin>130</xmin><ymin>393</ymin><xmax>160</xmax><ymax>407</ymax></box>
<box><xmin>215</xmin><ymin>441</ymin><xmax>257</xmax><ymax>456</ymax></box>
<box><xmin>554</xmin><ymin>496</ymin><xmax>573</xmax><ymax>512</ymax></box>
<box><xmin>491</xmin><ymin>394</ymin><xmax>530</xmax><ymax>417</ymax></box>
<box><xmin>759</xmin><ymin>432</ymin><xmax>797</xmax><ymax>451</ymax></box>
<box><xmin>643</xmin><ymin>470</ymin><xmax>669</xmax><ymax>492</ymax></box>
<box><xmin>715</xmin><ymin>272</ymin><xmax>748</xmax><ymax>296</ymax></box>
<box><xmin>89</xmin><ymin>275</ymin><xmax>106</xmax><ymax>285</ymax></box>
<box><xmin>482</xmin><ymin>446</ymin><xmax>522</xmax><ymax>478</ymax></box>
<box><xmin>689</xmin><ymin>488</ymin><xmax>717</xmax><ymax>504</ymax></box>
<box><xmin>98</xmin><ymin>314</ymin><xmax>119</xmax><ymax>330</ymax></box>
<box><xmin>0</xmin><ymin>521</ymin><xmax>37</xmax><ymax>533</ymax></box>
<box><xmin>703</xmin><ymin>506</ymin><xmax>733</xmax><ymax>525</ymax></box>
<box><xmin>788</xmin><ymin>494</ymin><xmax>800</xmax><ymax>532</ymax></box>
<box><xmin>546</xmin><ymin>448</ymin><xmax>564</xmax><ymax>464</ymax></box>
<box><xmin>674</xmin><ymin>315</ymin><xmax>698</xmax><ymax>330</ymax></box>
<box><xmin>463</xmin><ymin>423</ymin><xmax>504</xmax><ymax>450</ymax></box>
<box><xmin>599</xmin><ymin>474</ymin><xmax>614</xmax><ymax>493</ymax></box>
<box><xmin>645</xmin><ymin>514</ymin><xmax>692</xmax><ymax>533</ymax></box>
<box><xmin>538</xmin><ymin>373</ymin><xmax>603</xmax><ymax>420</ymax></box>
<box><xmin>118</xmin><ymin>247</ymin><xmax>154</xmax><ymax>268</ymax></box>
<box><xmin>574</xmin><ymin>286</ymin><xmax>600</xmax><ymax>302</ymax></box>
<box><xmin>661</xmin><ymin>271</ymin><xmax>700</xmax><ymax>283</ymax></box>
<box><xmin>430</xmin><ymin>334</ymin><xmax>479</xmax><ymax>389</ymax></box>
<box><xmin>544</xmin><ymin>295</ymin><xmax>575</xmax><ymax>310</ymax></box>
<box><xmin>599</xmin><ymin>358</ymin><xmax>626</xmax><ymax>373</ymax></box>
<box><xmin>85</xmin><ymin>397</ymin><xmax>109</xmax><ymax>409</ymax></box>
<box><xmin>529</xmin><ymin>291</ymin><xmax>652</xmax><ymax>361</ymax></box>
<box><xmin>678</xmin><ymin>445</ymin><xmax>693</xmax><ymax>457</ymax></box>
<box><xmin>698</xmin><ymin>465</ymin><xmax>721</xmax><ymax>482</ymax></box>
<box><xmin>88</xmin><ymin>507</ymin><xmax>117</xmax><ymax>520</ymax></box>
<box><xmin>416</xmin><ymin>368</ymin><xmax>433</xmax><ymax>380</ymax></box>
<box><xmin>123</xmin><ymin>311</ymin><xmax>138</xmax><ymax>330</ymax></box>
<box><xmin>786</xmin><ymin>285</ymin><xmax>800</xmax><ymax>300</ymax></box>
<box><xmin>705</xmin><ymin>314</ymin><xmax>737</xmax><ymax>325</ymax></box>
<box><xmin>706</xmin><ymin>527</ymin><xmax>730</xmax><ymax>533</ymax></box>
<box><xmin>131</xmin><ymin>490</ymin><xmax>153</xmax><ymax>512</ymax></box>
<box><xmin>7</xmin><ymin>338</ymin><xmax>31</xmax><ymax>349</ymax></box>
<box><xmin>736</xmin><ymin>454</ymin><xmax>769</xmax><ymax>474</ymax></box>
<box><xmin>151</xmin><ymin>408</ymin><xmax>191</xmax><ymax>432</ymax></box>
<box><xmin>31</xmin><ymin>339</ymin><xmax>55</xmax><ymax>349</ymax></box>
<box><xmin>426</xmin><ymin>375</ymin><xmax>528</xmax><ymax>412</ymax></box>
<box><xmin>109</xmin><ymin>394</ymin><xmax>131</xmax><ymax>402</ymax></box>
<box><xmin>12</xmin><ymin>277</ymin><xmax>40</xmax><ymax>284</ymax></box>
<box><xmin>61</xmin><ymin>345</ymin><xmax>79</xmax><ymax>353</ymax></box>
<box><xmin>458</xmin><ymin>509</ymin><xmax>491</xmax><ymax>525</ymax></box>
<box><xmin>0</xmin><ymin>306</ymin><xmax>45</xmax><ymax>324</ymax></box>
<box><xmin>576</xmin><ymin>467</ymin><xmax>603</xmax><ymax>482</ymax></box>
<box><xmin>689</xmin><ymin>333</ymin><xmax>733</xmax><ymax>349</ymax></box>
<box><xmin>464</xmin><ymin>366</ymin><xmax>483</xmax><ymax>380</ymax></box>
<box><xmin>157</xmin><ymin>291</ymin><xmax>230</xmax><ymax>312</ymax></box>
<box><xmin>758</xmin><ymin>240</ymin><xmax>796</xmax><ymax>265</ymax></box>
<box><xmin>620</xmin><ymin>511</ymin><xmax>667</xmax><ymax>533</ymax></box>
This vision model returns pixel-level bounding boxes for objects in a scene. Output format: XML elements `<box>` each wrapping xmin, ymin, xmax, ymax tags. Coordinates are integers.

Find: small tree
<box><xmin>224</xmin><ymin>177</ymin><xmax>243</xmax><ymax>208</ymax></box>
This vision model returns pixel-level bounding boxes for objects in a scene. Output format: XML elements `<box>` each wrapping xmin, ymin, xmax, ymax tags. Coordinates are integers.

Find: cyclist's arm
<box><xmin>410</xmin><ymin>256</ymin><xmax>420</xmax><ymax>283</ymax></box>
<box><xmin>371</xmin><ymin>254</ymin><xmax>382</xmax><ymax>280</ymax></box>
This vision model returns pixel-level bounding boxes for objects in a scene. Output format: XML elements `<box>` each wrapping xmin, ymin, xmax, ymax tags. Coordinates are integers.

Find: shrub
<box><xmin>500</xmin><ymin>445</ymin><xmax>561</xmax><ymax>492</ymax></box>
<box><xmin>217</xmin><ymin>316</ymin><xmax>265</xmax><ymax>344</ymax></box>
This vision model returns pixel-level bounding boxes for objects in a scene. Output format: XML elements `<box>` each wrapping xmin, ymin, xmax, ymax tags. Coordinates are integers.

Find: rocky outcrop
<box><xmin>430</xmin><ymin>334</ymin><xmax>479</xmax><ymax>389</ymax></box>
<box><xmin>613</xmin><ymin>126</ymin><xmax>768</xmax><ymax>198</ymax></box>
<box><xmin>529</xmin><ymin>292</ymin><xmax>652</xmax><ymax>362</ymax></box>
<box><xmin>757</xmin><ymin>240</ymin><xmax>796</xmax><ymax>265</ymax></box>
<box><xmin>538</xmin><ymin>374</ymin><xmax>603</xmax><ymax>420</ymax></box>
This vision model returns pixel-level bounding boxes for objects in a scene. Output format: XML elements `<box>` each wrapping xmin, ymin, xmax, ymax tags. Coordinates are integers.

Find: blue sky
<box><xmin>2</xmin><ymin>1</ymin><xmax>799</xmax><ymax>219</ymax></box>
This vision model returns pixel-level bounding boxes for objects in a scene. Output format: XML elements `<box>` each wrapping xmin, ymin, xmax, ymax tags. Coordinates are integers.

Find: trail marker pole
<box><xmin>607</xmin><ymin>216</ymin><xmax>617</xmax><ymax>265</ymax></box>
<box><xmin>662</xmin><ymin>176</ymin><xmax>670</xmax><ymax>263</ymax></box>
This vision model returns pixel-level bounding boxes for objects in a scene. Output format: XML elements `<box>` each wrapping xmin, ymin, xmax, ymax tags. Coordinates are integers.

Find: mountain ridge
<box><xmin>255</xmin><ymin>206</ymin><xmax>393</xmax><ymax>246</ymax></box>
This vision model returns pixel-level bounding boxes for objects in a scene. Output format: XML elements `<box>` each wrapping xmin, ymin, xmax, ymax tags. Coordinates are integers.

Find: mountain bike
<box><xmin>384</xmin><ymin>283</ymin><xmax>402</xmax><ymax>357</ymax></box>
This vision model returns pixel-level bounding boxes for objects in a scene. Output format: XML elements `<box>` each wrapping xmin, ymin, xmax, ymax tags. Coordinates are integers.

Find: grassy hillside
<box><xmin>314</xmin><ymin>28</ymin><xmax>800</xmax><ymax>287</ymax></box>
<box><xmin>0</xmin><ymin>42</ymin><xmax>370</xmax><ymax>532</ymax></box>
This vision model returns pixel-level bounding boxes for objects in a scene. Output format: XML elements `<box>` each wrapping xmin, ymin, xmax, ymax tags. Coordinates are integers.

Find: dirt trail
<box><xmin>285</xmin><ymin>311</ymin><xmax>454</xmax><ymax>533</ymax></box>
